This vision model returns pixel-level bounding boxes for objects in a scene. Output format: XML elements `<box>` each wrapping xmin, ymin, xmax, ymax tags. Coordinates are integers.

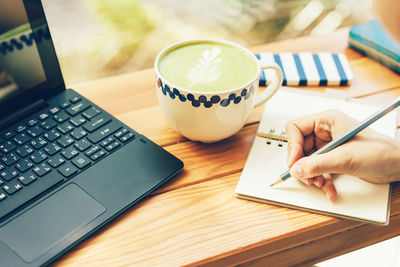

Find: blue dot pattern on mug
<box><xmin>157</xmin><ymin>78</ymin><xmax>256</xmax><ymax>108</ymax></box>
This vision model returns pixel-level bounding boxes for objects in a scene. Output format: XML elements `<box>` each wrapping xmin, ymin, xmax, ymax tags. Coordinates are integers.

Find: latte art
<box><xmin>158</xmin><ymin>41</ymin><xmax>258</xmax><ymax>93</ymax></box>
<box><xmin>187</xmin><ymin>47</ymin><xmax>221</xmax><ymax>87</ymax></box>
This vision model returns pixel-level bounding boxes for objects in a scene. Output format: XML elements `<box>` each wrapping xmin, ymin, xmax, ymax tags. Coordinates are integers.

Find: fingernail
<box><xmin>290</xmin><ymin>163</ymin><xmax>303</xmax><ymax>178</ymax></box>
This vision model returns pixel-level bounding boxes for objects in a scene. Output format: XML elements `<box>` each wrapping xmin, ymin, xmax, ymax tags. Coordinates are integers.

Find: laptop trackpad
<box><xmin>0</xmin><ymin>183</ymin><xmax>105</xmax><ymax>263</ymax></box>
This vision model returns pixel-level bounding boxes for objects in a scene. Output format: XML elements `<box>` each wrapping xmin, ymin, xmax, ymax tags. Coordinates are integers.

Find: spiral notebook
<box><xmin>235</xmin><ymin>89</ymin><xmax>398</xmax><ymax>225</ymax></box>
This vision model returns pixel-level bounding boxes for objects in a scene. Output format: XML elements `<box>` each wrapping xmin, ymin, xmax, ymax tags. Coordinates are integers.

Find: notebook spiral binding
<box><xmin>256</xmin><ymin>129</ymin><xmax>288</xmax><ymax>146</ymax></box>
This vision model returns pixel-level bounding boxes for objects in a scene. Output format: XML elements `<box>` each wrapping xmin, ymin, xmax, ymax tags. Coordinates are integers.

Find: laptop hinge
<box><xmin>0</xmin><ymin>99</ymin><xmax>47</xmax><ymax>129</ymax></box>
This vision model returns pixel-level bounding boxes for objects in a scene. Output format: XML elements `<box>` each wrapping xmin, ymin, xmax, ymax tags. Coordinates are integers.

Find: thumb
<box><xmin>289</xmin><ymin>149</ymin><xmax>349</xmax><ymax>179</ymax></box>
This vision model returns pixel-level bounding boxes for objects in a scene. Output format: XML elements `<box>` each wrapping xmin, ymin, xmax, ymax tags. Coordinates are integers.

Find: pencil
<box><xmin>270</xmin><ymin>97</ymin><xmax>400</xmax><ymax>187</ymax></box>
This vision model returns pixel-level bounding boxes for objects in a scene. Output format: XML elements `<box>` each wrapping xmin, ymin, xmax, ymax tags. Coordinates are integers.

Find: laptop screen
<box><xmin>0</xmin><ymin>0</ymin><xmax>64</xmax><ymax>117</ymax></box>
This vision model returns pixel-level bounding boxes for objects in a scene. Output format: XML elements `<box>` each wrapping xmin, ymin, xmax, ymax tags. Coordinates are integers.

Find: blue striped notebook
<box><xmin>255</xmin><ymin>52</ymin><xmax>353</xmax><ymax>87</ymax></box>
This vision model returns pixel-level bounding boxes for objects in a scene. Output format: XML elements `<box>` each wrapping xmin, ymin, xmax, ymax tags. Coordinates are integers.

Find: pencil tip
<box><xmin>270</xmin><ymin>178</ymin><xmax>283</xmax><ymax>187</ymax></box>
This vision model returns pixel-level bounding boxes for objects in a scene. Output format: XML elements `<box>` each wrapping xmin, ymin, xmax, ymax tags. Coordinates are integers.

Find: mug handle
<box><xmin>254</xmin><ymin>61</ymin><xmax>283</xmax><ymax>107</ymax></box>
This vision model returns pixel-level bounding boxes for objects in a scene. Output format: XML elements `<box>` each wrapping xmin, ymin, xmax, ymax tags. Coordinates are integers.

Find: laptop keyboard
<box><xmin>0</xmin><ymin>95</ymin><xmax>136</xmax><ymax>220</ymax></box>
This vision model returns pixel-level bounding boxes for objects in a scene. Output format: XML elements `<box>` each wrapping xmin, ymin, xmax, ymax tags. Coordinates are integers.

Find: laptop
<box><xmin>0</xmin><ymin>0</ymin><xmax>183</xmax><ymax>265</ymax></box>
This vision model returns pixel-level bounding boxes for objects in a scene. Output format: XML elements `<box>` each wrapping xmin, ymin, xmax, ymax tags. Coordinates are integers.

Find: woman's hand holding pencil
<box><xmin>284</xmin><ymin>109</ymin><xmax>400</xmax><ymax>202</ymax></box>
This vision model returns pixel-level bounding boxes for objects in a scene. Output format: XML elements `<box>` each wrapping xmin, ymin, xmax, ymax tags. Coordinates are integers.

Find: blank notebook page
<box><xmin>235</xmin><ymin>89</ymin><xmax>398</xmax><ymax>224</ymax></box>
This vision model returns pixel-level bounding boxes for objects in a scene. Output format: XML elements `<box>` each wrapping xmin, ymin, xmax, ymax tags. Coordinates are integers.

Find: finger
<box><xmin>286</xmin><ymin>113</ymin><xmax>325</xmax><ymax>166</ymax></box>
<box><xmin>315</xmin><ymin>136</ymin><xmax>330</xmax><ymax>150</ymax></box>
<box><xmin>300</xmin><ymin>178</ymin><xmax>313</xmax><ymax>185</ymax></box>
<box><xmin>305</xmin><ymin>147</ymin><xmax>316</xmax><ymax>156</ymax></box>
<box><xmin>287</xmin><ymin>142</ymin><xmax>303</xmax><ymax>168</ymax></box>
<box><xmin>303</xmin><ymin>134</ymin><xmax>315</xmax><ymax>154</ymax></box>
<box><xmin>289</xmin><ymin>147</ymin><xmax>350</xmax><ymax>179</ymax></box>
<box><xmin>321</xmin><ymin>178</ymin><xmax>337</xmax><ymax>201</ymax></box>
<box><xmin>286</xmin><ymin>123</ymin><xmax>305</xmax><ymax>167</ymax></box>
<box><xmin>312</xmin><ymin>175</ymin><xmax>325</xmax><ymax>188</ymax></box>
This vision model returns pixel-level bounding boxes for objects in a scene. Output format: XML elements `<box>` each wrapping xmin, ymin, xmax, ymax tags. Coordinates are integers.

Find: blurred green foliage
<box><xmin>89</xmin><ymin>0</ymin><xmax>156</xmax><ymax>72</ymax></box>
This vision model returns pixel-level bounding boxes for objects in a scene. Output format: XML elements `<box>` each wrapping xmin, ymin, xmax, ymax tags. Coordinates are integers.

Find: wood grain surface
<box><xmin>55</xmin><ymin>28</ymin><xmax>400</xmax><ymax>266</ymax></box>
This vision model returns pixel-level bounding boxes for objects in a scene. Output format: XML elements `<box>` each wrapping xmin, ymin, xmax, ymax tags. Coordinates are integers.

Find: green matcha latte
<box><xmin>158</xmin><ymin>41</ymin><xmax>258</xmax><ymax>93</ymax></box>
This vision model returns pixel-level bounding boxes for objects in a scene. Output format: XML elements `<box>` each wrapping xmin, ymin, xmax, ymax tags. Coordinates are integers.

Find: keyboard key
<box><xmin>27</xmin><ymin>119</ymin><xmax>38</xmax><ymax>127</ymax></box>
<box><xmin>104</xmin><ymin>141</ymin><xmax>121</xmax><ymax>152</ymax></box>
<box><xmin>32</xmin><ymin>163</ymin><xmax>51</xmax><ymax>177</ymax></box>
<box><xmin>66</xmin><ymin>102</ymin><xmax>90</xmax><ymax>116</ymax></box>
<box><xmin>72</xmin><ymin>155</ymin><xmax>91</xmax><ymax>169</ymax></box>
<box><xmin>13</xmin><ymin>133</ymin><xmax>30</xmax><ymax>145</ymax></box>
<box><xmin>16</xmin><ymin>145</ymin><xmax>34</xmax><ymax>157</ymax></box>
<box><xmin>15</xmin><ymin>159</ymin><xmax>33</xmax><ymax>172</ymax></box>
<box><xmin>84</xmin><ymin>145</ymin><xmax>101</xmax><ymax>157</ymax></box>
<box><xmin>43</xmin><ymin>143</ymin><xmax>62</xmax><ymax>156</ymax></box>
<box><xmin>100</xmin><ymin>137</ymin><xmax>115</xmax><ymax>147</ymax></box>
<box><xmin>30</xmin><ymin>137</ymin><xmax>47</xmax><ymax>149</ymax></box>
<box><xmin>57</xmin><ymin>122</ymin><xmax>74</xmax><ymax>134</ymax></box>
<box><xmin>70</xmin><ymin>96</ymin><xmax>81</xmax><ymax>103</ymax></box>
<box><xmin>114</xmin><ymin>128</ymin><xmax>129</xmax><ymax>139</ymax></box>
<box><xmin>70</xmin><ymin>128</ymin><xmax>87</xmax><ymax>140</ymax></box>
<box><xmin>60</xmin><ymin>101</ymin><xmax>70</xmax><ymax>109</ymax></box>
<box><xmin>119</xmin><ymin>132</ymin><xmax>135</xmax><ymax>143</ymax></box>
<box><xmin>16</xmin><ymin>125</ymin><xmax>27</xmax><ymax>133</ymax></box>
<box><xmin>0</xmin><ymin>191</ymin><xmax>6</xmax><ymax>201</ymax></box>
<box><xmin>49</xmin><ymin>106</ymin><xmax>61</xmax><ymax>114</ymax></box>
<box><xmin>0</xmin><ymin>168</ymin><xmax>19</xmax><ymax>181</ymax></box>
<box><xmin>87</xmin><ymin>121</ymin><xmax>122</xmax><ymax>143</ymax></box>
<box><xmin>1</xmin><ymin>153</ymin><xmax>19</xmax><ymax>166</ymax></box>
<box><xmin>3</xmin><ymin>130</ymin><xmax>15</xmax><ymax>139</ymax></box>
<box><xmin>58</xmin><ymin>163</ymin><xmax>78</xmax><ymax>178</ymax></box>
<box><xmin>27</xmin><ymin>125</ymin><xmax>44</xmax><ymax>137</ymax></box>
<box><xmin>82</xmin><ymin>106</ymin><xmax>101</xmax><ymax>120</ymax></box>
<box><xmin>53</xmin><ymin>110</ymin><xmax>70</xmax><ymax>123</ymax></box>
<box><xmin>83</xmin><ymin>116</ymin><xmax>111</xmax><ymax>133</ymax></box>
<box><xmin>89</xmin><ymin>150</ymin><xmax>106</xmax><ymax>161</ymax></box>
<box><xmin>57</xmin><ymin>135</ymin><xmax>75</xmax><ymax>148</ymax></box>
<box><xmin>0</xmin><ymin>179</ymin><xmax>3</xmax><ymax>185</ymax></box>
<box><xmin>43</xmin><ymin>129</ymin><xmax>61</xmax><ymax>142</ymax></box>
<box><xmin>0</xmin><ymin>140</ymin><xmax>17</xmax><ymax>153</ymax></box>
<box><xmin>38</xmin><ymin>112</ymin><xmax>49</xmax><ymax>120</ymax></box>
<box><xmin>47</xmin><ymin>155</ymin><xmax>65</xmax><ymax>168</ymax></box>
<box><xmin>61</xmin><ymin>147</ymin><xmax>79</xmax><ymax>160</ymax></box>
<box><xmin>30</xmin><ymin>150</ymin><xmax>48</xmax><ymax>164</ymax></box>
<box><xmin>69</xmin><ymin>115</ymin><xmax>86</xmax><ymax>127</ymax></box>
<box><xmin>40</xmin><ymin>119</ymin><xmax>57</xmax><ymax>130</ymax></box>
<box><xmin>74</xmin><ymin>139</ymin><xmax>92</xmax><ymax>152</ymax></box>
<box><xmin>3</xmin><ymin>180</ymin><xmax>22</xmax><ymax>195</ymax></box>
<box><xmin>0</xmin><ymin>164</ymin><xmax>4</xmax><ymax>171</ymax></box>
<box><xmin>18</xmin><ymin>171</ymin><xmax>37</xmax><ymax>186</ymax></box>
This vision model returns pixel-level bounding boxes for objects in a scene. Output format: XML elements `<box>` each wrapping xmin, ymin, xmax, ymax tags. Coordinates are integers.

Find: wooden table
<box><xmin>55</xmin><ymin>28</ymin><xmax>400</xmax><ymax>266</ymax></box>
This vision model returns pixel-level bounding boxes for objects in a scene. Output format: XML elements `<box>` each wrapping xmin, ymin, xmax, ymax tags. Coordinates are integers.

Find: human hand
<box><xmin>285</xmin><ymin>109</ymin><xmax>400</xmax><ymax>201</ymax></box>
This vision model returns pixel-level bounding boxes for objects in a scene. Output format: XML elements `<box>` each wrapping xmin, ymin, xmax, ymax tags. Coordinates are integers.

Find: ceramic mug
<box><xmin>155</xmin><ymin>39</ymin><xmax>283</xmax><ymax>143</ymax></box>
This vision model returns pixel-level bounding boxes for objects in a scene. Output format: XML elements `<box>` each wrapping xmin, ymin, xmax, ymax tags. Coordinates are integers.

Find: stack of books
<box><xmin>349</xmin><ymin>20</ymin><xmax>400</xmax><ymax>74</ymax></box>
